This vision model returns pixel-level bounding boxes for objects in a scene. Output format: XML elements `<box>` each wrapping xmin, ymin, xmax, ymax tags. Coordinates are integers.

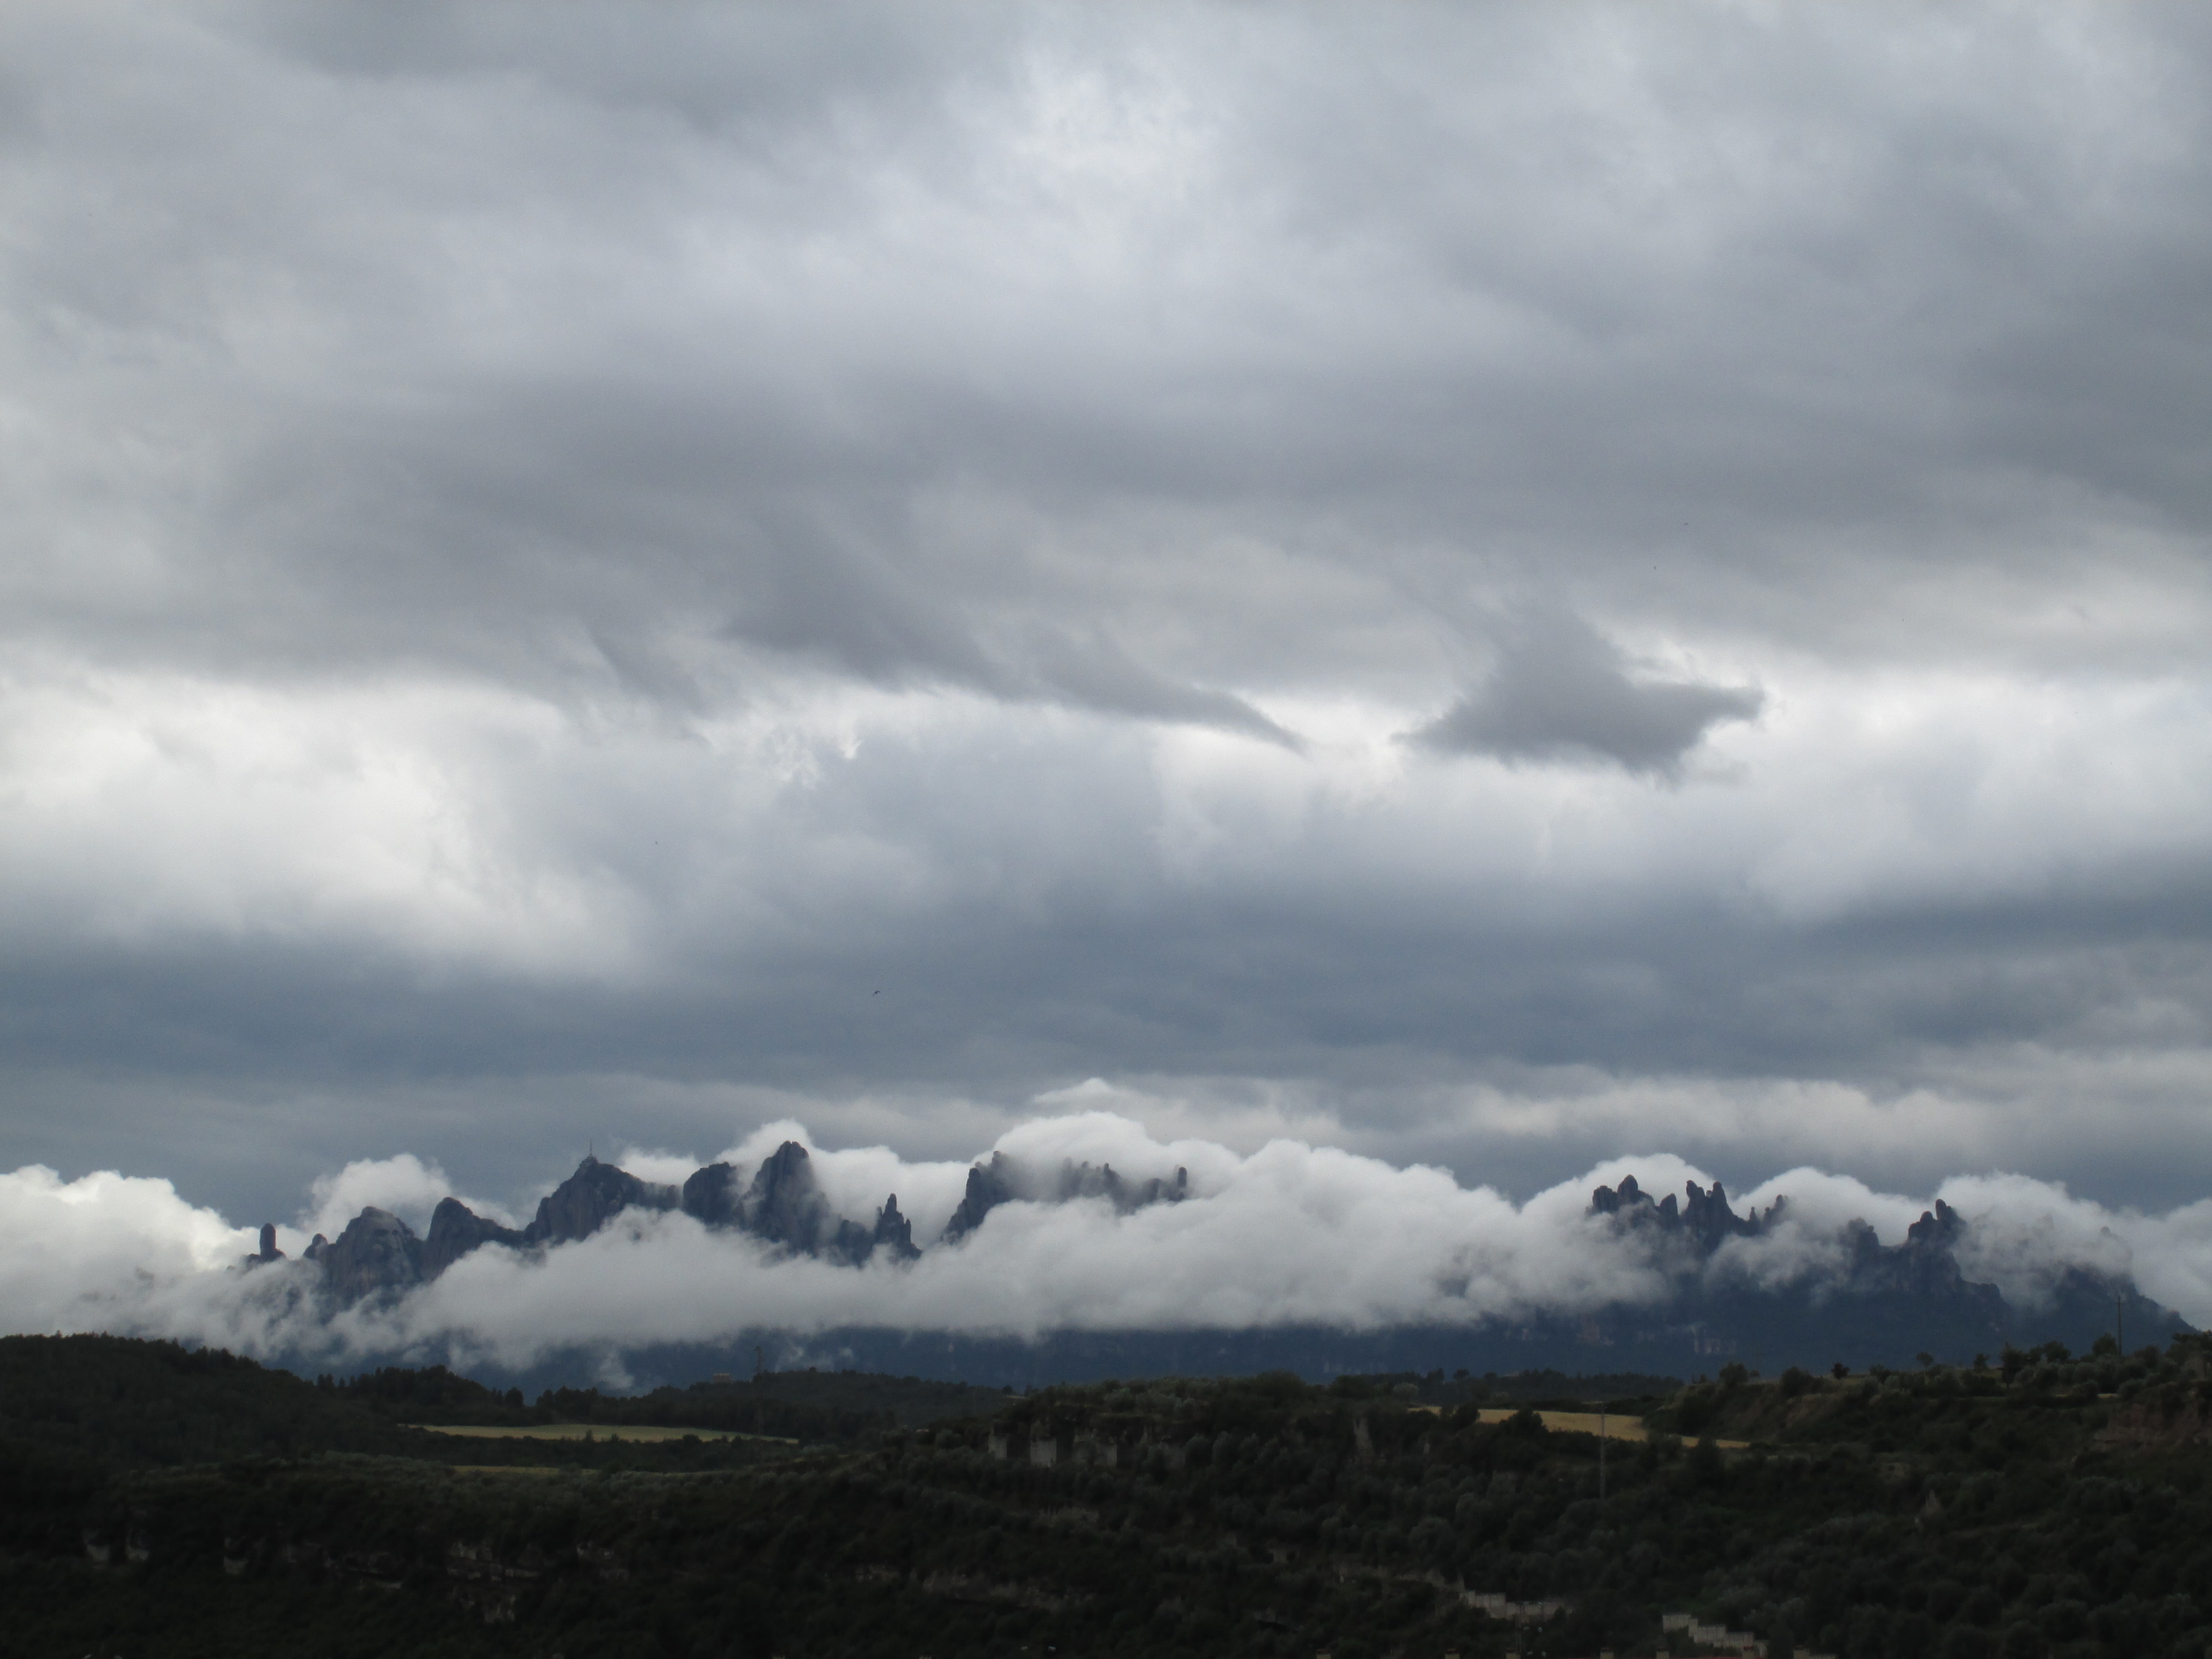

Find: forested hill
<box><xmin>0</xmin><ymin>1334</ymin><xmax>429</xmax><ymax>1470</ymax></box>
<box><xmin>7</xmin><ymin>1330</ymin><xmax>2212</xmax><ymax>1658</ymax></box>
<box><xmin>0</xmin><ymin>1334</ymin><xmax>1012</xmax><ymax>1463</ymax></box>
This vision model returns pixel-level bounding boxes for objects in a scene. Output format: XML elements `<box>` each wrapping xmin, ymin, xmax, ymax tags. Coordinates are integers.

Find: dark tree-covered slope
<box><xmin>9</xmin><ymin>1332</ymin><xmax>2212</xmax><ymax>1658</ymax></box>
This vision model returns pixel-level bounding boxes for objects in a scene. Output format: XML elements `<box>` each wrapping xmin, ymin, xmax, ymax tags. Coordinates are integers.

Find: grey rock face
<box><xmin>672</xmin><ymin>1143</ymin><xmax>918</xmax><ymax>1265</ymax></box>
<box><xmin>243</xmin><ymin>1223</ymin><xmax>285</xmax><ymax>1268</ymax></box>
<box><xmin>743</xmin><ymin>1142</ymin><xmax>830</xmax><ymax>1250</ymax></box>
<box><xmin>313</xmin><ymin>1207</ymin><xmax>424</xmax><ymax>1305</ymax></box>
<box><xmin>872</xmin><ymin>1193</ymin><xmax>920</xmax><ymax>1261</ymax></box>
<box><xmin>423</xmin><ymin>1198</ymin><xmax>525</xmax><ymax>1279</ymax></box>
<box><xmin>740</xmin><ymin>1141</ymin><xmax>885</xmax><ymax>1261</ymax></box>
<box><xmin>680</xmin><ymin>1162</ymin><xmax>743</xmax><ymax>1227</ymax></box>
<box><xmin>942</xmin><ymin>1152</ymin><xmax>1019</xmax><ymax>1242</ymax></box>
<box><xmin>523</xmin><ymin>1155</ymin><xmax>678</xmax><ymax>1246</ymax></box>
<box><xmin>1591</xmin><ymin>1173</ymin><xmax>1778</xmax><ymax>1248</ymax></box>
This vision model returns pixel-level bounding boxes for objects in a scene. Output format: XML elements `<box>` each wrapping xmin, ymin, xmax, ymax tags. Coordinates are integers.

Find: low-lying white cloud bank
<box><xmin>3</xmin><ymin>1113</ymin><xmax>2207</xmax><ymax>1374</ymax></box>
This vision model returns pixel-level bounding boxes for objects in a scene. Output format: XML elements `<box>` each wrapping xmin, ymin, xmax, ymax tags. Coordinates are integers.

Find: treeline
<box><xmin>1332</xmin><ymin>1366</ymin><xmax>1683</xmax><ymax>1408</ymax></box>
<box><xmin>331</xmin><ymin>1361</ymin><xmax>1008</xmax><ymax>1443</ymax></box>
<box><xmin>0</xmin><ymin>1334</ymin><xmax>426</xmax><ymax>1473</ymax></box>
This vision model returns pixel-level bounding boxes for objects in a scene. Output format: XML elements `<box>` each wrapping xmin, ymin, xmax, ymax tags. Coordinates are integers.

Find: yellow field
<box><xmin>1471</xmin><ymin>1408</ymin><xmax>1647</xmax><ymax>1440</ymax></box>
<box><xmin>415</xmin><ymin>1422</ymin><xmax>784</xmax><ymax>1443</ymax></box>
<box><xmin>1467</xmin><ymin>1408</ymin><xmax>1748</xmax><ymax>1450</ymax></box>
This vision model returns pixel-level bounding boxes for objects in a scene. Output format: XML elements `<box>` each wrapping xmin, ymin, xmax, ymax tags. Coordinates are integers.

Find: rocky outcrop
<box><xmin>939</xmin><ymin>1150</ymin><xmax>1193</xmax><ymax>1244</ymax></box>
<box><xmin>1591</xmin><ymin>1173</ymin><xmax>1778</xmax><ymax>1248</ymax></box>
<box><xmin>1832</xmin><ymin>1200</ymin><xmax>1993</xmax><ymax>1304</ymax></box>
<box><xmin>423</xmin><ymin>1198</ymin><xmax>525</xmax><ymax>1278</ymax></box>
<box><xmin>942</xmin><ymin>1153</ymin><xmax>1019</xmax><ymax>1242</ymax></box>
<box><xmin>306</xmin><ymin>1207</ymin><xmax>424</xmax><ymax>1305</ymax></box>
<box><xmin>873</xmin><ymin>1194</ymin><xmax>920</xmax><ymax>1261</ymax></box>
<box><xmin>312</xmin><ymin>1143</ymin><xmax>927</xmax><ymax>1295</ymax></box>
<box><xmin>1582</xmin><ymin>1176</ymin><xmax>2043</xmax><ymax>1359</ymax></box>
<box><xmin>680</xmin><ymin>1162</ymin><xmax>743</xmax><ymax>1227</ymax></box>
<box><xmin>1057</xmin><ymin>1159</ymin><xmax>1189</xmax><ymax>1211</ymax></box>
<box><xmin>673</xmin><ymin>1143</ymin><xmax>885</xmax><ymax>1261</ymax></box>
<box><xmin>743</xmin><ymin>1142</ymin><xmax>832</xmax><ymax>1249</ymax></box>
<box><xmin>741</xmin><ymin>1142</ymin><xmax>878</xmax><ymax>1263</ymax></box>
<box><xmin>523</xmin><ymin>1155</ymin><xmax>678</xmax><ymax>1246</ymax></box>
<box><xmin>306</xmin><ymin>1138</ymin><xmax>1204</xmax><ymax>1296</ymax></box>
<box><xmin>243</xmin><ymin>1223</ymin><xmax>285</xmax><ymax>1268</ymax></box>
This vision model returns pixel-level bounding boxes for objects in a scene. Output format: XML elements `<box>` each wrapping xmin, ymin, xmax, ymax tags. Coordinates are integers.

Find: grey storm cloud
<box><xmin>1</xmin><ymin>0</ymin><xmax>2211</xmax><ymax>1242</ymax></box>
<box><xmin>1408</xmin><ymin>611</ymin><xmax>1763</xmax><ymax>777</ymax></box>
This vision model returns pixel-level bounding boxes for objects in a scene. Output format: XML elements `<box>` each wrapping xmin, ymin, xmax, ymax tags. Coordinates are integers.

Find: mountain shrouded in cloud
<box><xmin>2</xmin><ymin>5</ymin><xmax>2211</xmax><ymax>1246</ymax></box>
<box><xmin>0</xmin><ymin>1114</ymin><xmax>2200</xmax><ymax>1387</ymax></box>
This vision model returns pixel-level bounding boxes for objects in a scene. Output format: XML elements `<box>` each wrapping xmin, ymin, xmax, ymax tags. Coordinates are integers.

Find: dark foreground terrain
<box><xmin>3</xmin><ymin>1334</ymin><xmax>2211</xmax><ymax>1659</ymax></box>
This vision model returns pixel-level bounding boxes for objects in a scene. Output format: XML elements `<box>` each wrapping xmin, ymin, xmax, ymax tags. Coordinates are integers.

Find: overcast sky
<box><xmin>5</xmin><ymin>1</ymin><xmax>2211</xmax><ymax>1230</ymax></box>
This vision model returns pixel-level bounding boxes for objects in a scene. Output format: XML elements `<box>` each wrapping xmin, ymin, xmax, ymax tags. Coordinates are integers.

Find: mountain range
<box><xmin>248</xmin><ymin>1149</ymin><xmax>2187</xmax><ymax>1382</ymax></box>
<box><xmin>259</xmin><ymin>1142</ymin><xmax>1189</xmax><ymax>1305</ymax></box>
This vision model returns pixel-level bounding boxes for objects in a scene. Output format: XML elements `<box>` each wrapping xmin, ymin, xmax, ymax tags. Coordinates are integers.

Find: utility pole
<box><xmin>2117</xmin><ymin>1294</ymin><xmax>2125</xmax><ymax>1357</ymax></box>
<box><xmin>1599</xmin><ymin>1404</ymin><xmax>1607</xmax><ymax>1500</ymax></box>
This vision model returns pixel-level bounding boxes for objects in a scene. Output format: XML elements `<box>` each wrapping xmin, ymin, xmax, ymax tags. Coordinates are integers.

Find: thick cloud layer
<box><xmin>4</xmin><ymin>1114</ymin><xmax>2207</xmax><ymax>1376</ymax></box>
<box><xmin>3</xmin><ymin>4</ymin><xmax>2211</xmax><ymax>1222</ymax></box>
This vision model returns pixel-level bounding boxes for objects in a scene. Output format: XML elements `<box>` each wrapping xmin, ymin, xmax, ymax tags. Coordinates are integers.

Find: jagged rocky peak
<box><xmin>873</xmin><ymin>1193</ymin><xmax>919</xmax><ymax>1261</ymax></box>
<box><xmin>944</xmin><ymin>1150</ymin><xmax>1191</xmax><ymax>1242</ymax></box>
<box><xmin>525</xmin><ymin>1154</ymin><xmax>678</xmax><ymax>1246</ymax></box>
<box><xmin>1842</xmin><ymin>1200</ymin><xmax>1997</xmax><ymax>1299</ymax></box>
<box><xmin>1591</xmin><ymin>1176</ymin><xmax>1971</xmax><ymax>1269</ymax></box>
<box><xmin>1906</xmin><ymin>1197</ymin><xmax>1965</xmax><ymax>1249</ymax></box>
<box><xmin>309</xmin><ymin>1206</ymin><xmax>424</xmax><ymax>1305</ymax></box>
<box><xmin>943</xmin><ymin>1151</ymin><xmax>1019</xmax><ymax>1242</ymax></box>
<box><xmin>1589</xmin><ymin>1174</ymin><xmax>1785</xmax><ymax>1248</ymax></box>
<box><xmin>681</xmin><ymin>1161</ymin><xmax>743</xmax><ymax>1228</ymax></box>
<box><xmin>744</xmin><ymin>1142</ymin><xmax>825</xmax><ymax>1248</ymax></box>
<box><xmin>1590</xmin><ymin>1173</ymin><xmax>1679</xmax><ymax>1222</ymax></box>
<box><xmin>738</xmin><ymin>1141</ymin><xmax>881</xmax><ymax>1264</ymax></box>
<box><xmin>306</xmin><ymin>1137</ymin><xmax>1023</xmax><ymax>1292</ymax></box>
<box><xmin>1056</xmin><ymin>1158</ymin><xmax>1191</xmax><ymax>1212</ymax></box>
<box><xmin>423</xmin><ymin>1197</ymin><xmax>523</xmax><ymax>1279</ymax></box>
<box><xmin>655</xmin><ymin>1141</ymin><xmax>905</xmax><ymax>1264</ymax></box>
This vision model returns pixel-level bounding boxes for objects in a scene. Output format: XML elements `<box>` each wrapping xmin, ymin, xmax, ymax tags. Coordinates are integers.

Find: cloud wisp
<box><xmin>1407</xmin><ymin>609</ymin><xmax>1765</xmax><ymax>778</ymax></box>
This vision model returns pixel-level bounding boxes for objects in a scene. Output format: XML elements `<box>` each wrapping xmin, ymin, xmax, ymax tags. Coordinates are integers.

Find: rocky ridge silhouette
<box><xmin>287</xmin><ymin>1144</ymin><xmax>1189</xmax><ymax>1306</ymax></box>
<box><xmin>271</xmin><ymin>1155</ymin><xmax>2182</xmax><ymax>1370</ymax></box>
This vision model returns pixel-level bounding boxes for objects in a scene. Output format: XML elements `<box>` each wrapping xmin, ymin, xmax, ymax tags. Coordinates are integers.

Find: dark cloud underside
<box><xmin>0</xmin><ymin>1</ymin><xmax>2207</xmax><ymax>1231</ymax></box>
